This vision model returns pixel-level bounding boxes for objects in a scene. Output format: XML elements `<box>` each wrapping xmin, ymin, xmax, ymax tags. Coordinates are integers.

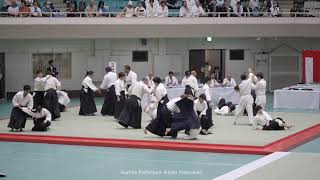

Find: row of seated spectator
<box><xmin>0</xmin><ymin>0</ymin><xmax>310</xmax><ymax>17</ymax></box>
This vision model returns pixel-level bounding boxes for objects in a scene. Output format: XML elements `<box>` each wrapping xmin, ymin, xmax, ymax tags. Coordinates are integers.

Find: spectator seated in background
<box><xmin>66</xmin><ymin>1</ymin><xmax>79</xmax><ymax>17</ymax></box>
<box><xmin>42</xmin><ymin>0</ymin><xmax>53</xmax><ymax>17</ymax></box>
<box><xmin>270</xmin><ymin>1</ymin><xmax>280</xmax><ymax>17</ymax></box>
<box><xmin>249</xmin><ymin>0</ymin><xmax>260</xmax><ymax>16</ymax></box>
<box><xmin>232</xmin><ymin>1</ymin><xmax>243</xmax><ymax>17</ymax></box>
<box><xmin>216</xmin><ymin>1</ymin><xmax>233</xmax><ymax>17</ymax></box>
<box><xmin>242</xmin><ymin>0</ymin><xmax>252</xmax><ymax>17</ymax></box>
<box><xmin>146</xmin><ymin>0</ymin><xmax>159</xmax><ymax>17</ymax></box>
<box><xmin>192</xmin><ymin>0</ymin><xmax>205</xmax><ymax>17</ymax></box>
<box><xmin>85</xmin><ymin>0</ymin><xmax>96</xmax><ymax>17</ymax></box>
<box><xmin>157</xmin><ymin>0</ymin><xmax>169</xmax><ymax>17</ymax></box>
<box><xmin>30</xmin><ymin>0</ymin><xmax>42</xmax><ymax>17</ymax></box>
<box><xmin>206</xmin><ymin>0</ymin><xmax>216</xmax><ymax>17</ymax></box>
<box><xmin>96</xmin><ymin>0</ymin><xmax>107</xmax><ymax>17</ymax></box>
<box><xmin>223</xmin><ymin>75</ymin><xmax>236</xmax><ymax>87</ymax></box>
<box><xmin>7</xmin><ymin>0</ymin><xmax>19</xmax><ymax>17</ymax></box>
<box><xmin>19</xmin><ymin>0</ymin><xmax>31</xmax><ymax>17</ymax></box>
<box><xmin>119</xmin><ymin>1</ymin><xmax>134</xmax><ymax>17</ymax></box>
<box><xmin>216</xmin><ymin>0</ymin><xmax>224</xmax><ymax>8</ymax></box>
<box><xmin>134</xmin><ymin>1</ymin><xmax>146</xmax><ymax>17</ymax></box>
<box><xmin>179</xmin><ymin>0</ymin><xmax>192</xmax><ymax>17</ymax></box>
<box><xmin>78</xmin><ymin>0</ymin><xmax>87</xmax><ymax>15</ymax></box>
<box><xmin>290</xmin><ymin>3</ymin><xmax>303</xmax><ymax>17</ymax></box>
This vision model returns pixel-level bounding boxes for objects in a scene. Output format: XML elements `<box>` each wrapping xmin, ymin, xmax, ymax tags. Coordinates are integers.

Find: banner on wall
<box><xmin>303</xmin><ymin>50</ymin><xmax>320</xmax><ymax>83</ymax></box>
<box><xmin>109</xmin><ymin>62</ymin><xmax>117</xmax><ymax>73</ymax></box>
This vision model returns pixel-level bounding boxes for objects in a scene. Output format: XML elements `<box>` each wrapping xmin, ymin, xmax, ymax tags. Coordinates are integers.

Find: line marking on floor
<box><xmin>213</xmin><ymin>151</ymin><xmax>291</xmax><ymax>180</ymax></box>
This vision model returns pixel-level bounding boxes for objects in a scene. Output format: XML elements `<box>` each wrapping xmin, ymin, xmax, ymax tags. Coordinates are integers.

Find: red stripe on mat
<box><xmin>0</xmin><ymin>123</ymin><xmax>319</xmax><ymax>155</ymax></box>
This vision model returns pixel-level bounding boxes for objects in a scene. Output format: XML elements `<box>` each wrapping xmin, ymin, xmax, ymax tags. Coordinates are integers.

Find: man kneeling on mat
<box><xmin>253</xmin><ymin>105</ymin><xmax>294</xmax><ymax>130</ymax></box>
<box><xmin>22</xmin><ymin>105</ymin><xmax>52</xmax><ymax>131</ymax></box>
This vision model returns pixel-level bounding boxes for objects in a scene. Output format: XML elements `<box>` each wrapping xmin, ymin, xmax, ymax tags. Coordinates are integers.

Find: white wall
<box><xmin>1</xmin><ymin>38</ymin><xmax>320</xmax><ymax>94</ymax></box>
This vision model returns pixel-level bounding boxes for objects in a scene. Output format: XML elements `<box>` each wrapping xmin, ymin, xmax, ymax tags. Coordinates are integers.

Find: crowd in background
<box><xmin>0</xmin><ymin>0</ymin><xmax>307</xmax><ymax>17</ymax></box>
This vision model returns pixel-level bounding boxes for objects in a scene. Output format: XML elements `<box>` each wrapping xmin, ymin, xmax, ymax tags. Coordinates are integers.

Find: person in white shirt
<box><xmin>146</xmin><ymin>73</ymin><xmax>155</xmax><ymax>89</ymax></box>
<box><xmin>7</xmin><ymin>0</ymin><xmax>19</xmax><ymax>17</ymax></box>
<box><xmin>157</xmin><ymin>0</ymin><xmax>169</xmax><ymax>17</ymax></box>
<box><xmin>250</xmin><ymin>0</ymin><xmax>260</xmax><ymax>16</ymax></box>
<box><xmin>146</xmin><ymin>0</ymin><xmax>159</xmax><ymax>17</ymax></box>
<box><xmin>194</xmin><ymin>94</ymin><xmax>212</xmax><ymax>135</ymax></box>
<box><xmin>233</xmin><ymin>1</ymin><xmax>243</xmax><ymax>17</ymax></box>
<box><xmin>30</xmin><ymin>0</ymin><xmax>42</xmax><ymax>17</ymax></box>
<box><xmin>192</xmin><ymin>0</ymin><xmax>205</xmax><ymax>17</ymax></box>
<box><xmin>79</xmin><ymin>71</ymin><xmax>101</xmax><ymax>116</ymax></box>
<box><xmin>100</xmin><ymin>67</ymin><xmax>118</xmax><ymax>116</ymax></box>
<box><xmin>120</xmin><ymin>0</ymin><xmax>134</xmax><ymax>17</ymax></box>
<box><xmin>124</xmin><ymin>65</ymin><xmax>137</xmax><ymax>89</ymax></box>
<box><xmin>179</xmin><ymin>0</ymin><xmax>192</xmax><ymax>17</ymax></box>
<box><xmin>57</xmin><ymin>90</ymin><xmax>70</xmax><ymax>112</ymax></box>
<box><xmin>182</xmin><ymin>70</ymin><xmax>198</xmax><ymax>96</ymax></box>
<box><xmin>118</xmin><ymin>77</ymin><xmax>152</xmax><ymax>129</ymax></box>
<box><xmin>252</xmin><ymin>72</ymin><xmax>266</xmax><ymax>111</ymax></box>
<box><xmin>144</xmin><ymin>95</ymin><xmax>158</xmax><ymax>120</ymax></box>
<box><xmin>234</xmin><ymin>74</ymin><xmax>254</xmax><ymax>125</ymax></box>
<box><xmin>223</xmin><ymin>75</ymin><xmax>237</xmax><ymax>87</ymax></box>
<box><xmin>44</xmin><ymin>70</ymin><xmax>62</xmax><ymax>120</ymax></box>
<box><xmin>134</xmin><ymin>1</ymin><xmax>146</xmax><ymax>17</ymax></box>
<box><xmin>22</xmin><ymin>105</ymin><xmax>52</xmax><ymax>131</ymax></box>
<box><xmin>230</xmin><ymin>0</ymin><xmax>239</xmax><ymax>8</ymax></box>
<box><xmin>114</xmin><ymin>72</ymin><xmax>127</xmax><ymax>119</ymax></box>
<box><xmin>270</xmin><ymin>1</ymin><xmax>280</xmax><ymax>17</ymax></box>
<box><xmin>152</xmin><ymin>77</ymin><xmax>169</xmax><ymax>115</ymax></box>
<box><xmin>202</xmin><ymin>77</ymin><xmax>213</xmax><ymax>130</ymax></box>
<box><xmin>253</xmin><ymin>105</ymin><xmax>293</xmax><ymax>130</ymax></box>
<box><xmin>33</xmin><ymin>70</ymin><xmax>50</xmax><ymax>109</ymax></box>
<box><xmin>8</xmin><ymin>85</ymin><xmax>33</xmax><ymax>132</ymax></box>
<box><xmin>164</xmin><ymin>71</ymin><xmax>178</xmax><ymax>87</ymax></box>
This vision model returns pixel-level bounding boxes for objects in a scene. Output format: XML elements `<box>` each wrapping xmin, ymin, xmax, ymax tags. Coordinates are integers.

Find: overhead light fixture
<box><xmin>207</xmin><ymin>37</ymin><xmax>212</xmax><ymax>42</ymax></box>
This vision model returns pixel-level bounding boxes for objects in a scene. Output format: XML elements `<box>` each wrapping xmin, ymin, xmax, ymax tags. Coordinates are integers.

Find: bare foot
<box><xmin>143</xmin><ymin>129</ymin><xmax>148</xmax><ymax>134</ymax></box>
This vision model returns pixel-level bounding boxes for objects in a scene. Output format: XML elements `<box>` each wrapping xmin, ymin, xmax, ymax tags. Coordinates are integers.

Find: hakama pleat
<box><xmin>7</xmin><ymin>107</ymin><xmax>27</xmax><ymax>130</ymax></box>
<box><xmin>43</xmin><ymin>89</ymin><xmax>60</xmax><ymax>120</ymax></box>
<box><xmin>114</xmin><ymin>91</ymin><xmax>126</xmax><ymax>119</ymax></box>
<box><xmin>101</xmin><ymin>85</ymin><xmax>116</xmax><ymax>116</ymax></box>
<box><xmin>79</xmin><ymin>87</ymin><xmax>97</xmax><ymax>115</ymax></box>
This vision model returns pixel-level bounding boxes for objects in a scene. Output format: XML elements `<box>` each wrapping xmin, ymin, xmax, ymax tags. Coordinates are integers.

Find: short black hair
<box><xmin>36</xmin><ymin>70</ymin><xmax>43</xmax><ymax>74</ymax></box>
<box><xmin>23</xmin><ymin>85</ymin><xmax>31</xmax><ymax>91</ymax></box>
<box><xmin>118</xmin><ymin>72</ymin><xmax>125</xmax><ymax>78</ymax></box>
<box><xmin>185</xmin><ymin>71</ymin><xmax>190</xmax><ymax>76</ymax></box>
<box><xmin>105</xmin><ymin>66</ymin><xmax>112</xmax><ymax>72</ymax></box>
<box><xmin>255</xmin><ymin>105</ymin><xmax>263</xmax><ymax>112</ymax></box>
<box><xmin>48</xmin><ymin>60</ymin><xmax>54</xmax><ymax>64</ymax></box>
<box><xmin>256</xmin><ymin>72</ymin><xmax>264</xmax><ymax>79</ymax></box>
<box><xmin>234</xmin><ymin>85</ymin><xmax>240</xmax><ymax>91</ymax></box>
<box><xmin>240</xmin><ymin>74</ymin><xmax>247</xmax><ymax>80</ymax></box>
<box><xmin>205</xmin><ymin>76</ymin><xmax>212</xmax><ymax>83</ymax></box>
<box><xmin>124</xmin><ymin>65</ymin><xmax>131</xmax><ymax>70</ymax></box>
<box><xmin>32</xmin><ymin>105</ymin><xmax>42</xmax><ymax>113</ymax></box>
<box><xmin>169</xmin><ymin>71</ymin><xmax>174</xmax><ymax>75</ymax></box>
<box><xmin>86</xmin><ymin>70</ymin><xmax>94</xmax><ymax>76</ymax></box>
<box><xmin>153</xmin><ymin>77</ymin><xmax>161</xmax><ymax>84</ymax></box>
<box><xmin>199</xmin><ymin>94</ymin><xmax>206</xmax><ymax>101</ymax></box>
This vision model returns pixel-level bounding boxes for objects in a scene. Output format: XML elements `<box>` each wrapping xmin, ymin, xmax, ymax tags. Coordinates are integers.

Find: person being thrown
<box><xmin>253</xmin><ymin>105</ymin><xmax>294</xmax><ymax>130</ymax></box>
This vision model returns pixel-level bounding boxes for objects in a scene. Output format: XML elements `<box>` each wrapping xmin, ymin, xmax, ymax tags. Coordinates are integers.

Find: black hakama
<box><xmin>114</xmin><ymin>91</ymin><xmax>126</xmax><ymax>119</ymax></box>
<box><xmin>101</xmin><ymin>85</ymin><xmax>116</xmax><ymax>116</ymax></box>
<box><xmin>33</xmin><ymin>91</ymin><xmax>45</xmax><ymax>109</ymax></box>
<box><xmin>169</xmin><ymin>98</ymin><xmax>200</xmax><ymax>135</ymax></box>
<box><xmin>184</xmin><ymin>85</ymin><xmax>195</xmax><ymax>96</ymax></box>
<box><xmin>59</xmin><ymin>104</ymin><xmax>66</xmax><ymax>112</ymax></box>
<box><xmin>32</xmin><ymin>117</ymin><xmax>51</xmax><ymax>131</ymax></box>
<box><xmin>263</xmin><ymin>118</ymin><xmax>285</xmax><ymax>130</ymax></box>
<box><xmin>199</xmin><ymin>106</ymin><xmax>213</xmax><ymax>131</ymax></box>
<box><xmin>145</xmin><ymin>106</ymin><xmax>172</xmax><ymax>137</ymax></box>
<box><xmin>7</xmin><ymin>107</ymin><xmax>28</xmax><ymax>130</ymax></box>
<box><xmin>79</xmin><ymin>86</ymin><xmax>97</xmax><ymax>115</ymax></box>
<box><xmin>43</xmin><ymin>89</ymin><xmax>60</xmax><ymax>120</ymax></box>
<box><xmin>118</xmin><ymin>95</ymin><xmax>142</xmax><ymax>129</ymax></box>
